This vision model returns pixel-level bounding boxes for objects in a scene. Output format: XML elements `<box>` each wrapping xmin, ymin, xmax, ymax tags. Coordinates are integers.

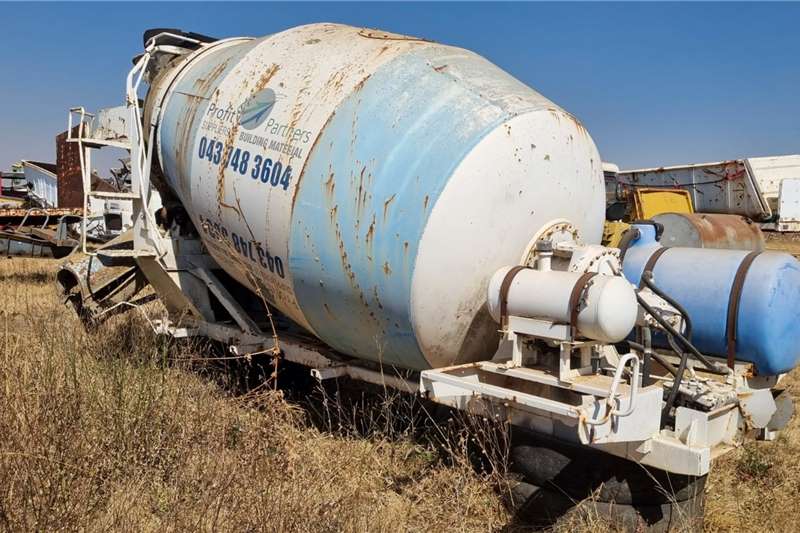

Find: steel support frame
<box><xmin>142</xmin><ymin>251</ymin><xmax>733</xmax><ymax>477</ymax></box>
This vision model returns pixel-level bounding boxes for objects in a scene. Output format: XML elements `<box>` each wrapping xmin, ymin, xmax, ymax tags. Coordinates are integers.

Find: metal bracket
<box><xmin>582</xmin><ymin>353</ymin><xmax>640</xmax><ymax>426</ymax></box>
<box><xmin>421</xmin><ymin>356</ymin><xmax>662</xmax><ymax>446</ymax></box>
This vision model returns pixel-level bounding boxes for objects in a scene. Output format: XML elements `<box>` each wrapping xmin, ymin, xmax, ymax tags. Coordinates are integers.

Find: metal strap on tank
<box><xmin>499</xmin><ymin>266</ymin><xmax>531</xmax><ymax>330</ymax></box>
<box><xmin>639</xmin><ymin>247</ymin><xmax>671</xmax><ymax>288</ymax></box>
<box><xmin>725</xmin><ymin>251</ymin><xmax>761</xmax><ymax>369</ymax></box>
<box><xmin>568</xmin><ymin>272</ymin><xmax>598</xmax><ymax>340</ymax></box>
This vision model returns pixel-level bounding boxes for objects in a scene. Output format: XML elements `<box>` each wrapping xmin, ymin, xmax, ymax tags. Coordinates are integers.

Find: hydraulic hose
<box><xmin>640</xmin><ymin>270</ymin><xmax>694</xmax><ymax>415</ymax></box>
<box><xmin>640</xmin><ymin>270</ymin><xmax>693</xmax><ymax>341</ymax></box>
<box><xmin>663</xmin><ymin>334</ymin><xmax>689</xmax><ymax>418</ymax></box>
<box><xmin>636</xmin><ymin>292</ymin><xmax>729</xmax><ymax>375</ymax></box>
<box><xmin>626</xmin><ymin>341</ymin><xmax>678</xmax><ymax>378</ymax></box>
<box><xmin>616</xmin><ymin>227</ymin><xmax>640</xmax><ymax>264</ymax></box>
<box><xmin>641</xmin><ymin>326</ymin><xmax>653</xmax><ymax>387</ymax></box>
<box><xmin>628</xmin><ymin>337</ymin><xmax>687</xmax><ymax>422</ymax></box>
<box><xmin>633</xmin><ymin>274</ymin><xmax>721</xmax><ymax>419</ymax></box>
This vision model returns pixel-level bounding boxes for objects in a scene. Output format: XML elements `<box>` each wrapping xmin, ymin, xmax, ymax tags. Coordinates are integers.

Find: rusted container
<box><xmin>56</xmin><ymin>126</ymin><xmax>84</xmax><ymax>209</ymax></box>
<box><xmin>653</xmin><ymin>212</ymin><xmax>765</xmax><ymax>251</ymax></box>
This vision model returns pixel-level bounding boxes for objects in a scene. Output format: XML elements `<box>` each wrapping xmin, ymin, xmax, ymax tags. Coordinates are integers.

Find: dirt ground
<box><xmin>2</xmin><ymin>241</ymin><xmax>800</xmax><ymax>531</ymax></box>
<box><xmin>765</xmin><ymin>231</ymin><xmax>800</xmax><ymax>257</ymax></box>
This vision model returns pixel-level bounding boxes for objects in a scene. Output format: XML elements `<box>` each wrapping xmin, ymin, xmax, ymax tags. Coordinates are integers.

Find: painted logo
<box><xmin>239</xmin><ymin>87</ymin><xmax>277</xmax><ymax>130</ymax></box>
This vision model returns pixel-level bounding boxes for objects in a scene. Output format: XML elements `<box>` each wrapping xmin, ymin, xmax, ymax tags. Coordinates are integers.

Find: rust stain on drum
<box><xmin>372</xmin><ymin>285</ymin><xmax>384</xmax><ymax>309</ymax></box>
<box><xmin>217</xmin><ymin>64</ymin><xmax>280</xmax><ymax>215</ymax></box>
<box><xmin>175</xmin><ymin>58</ymin><xmax>237</xmax><ymax>199</ymax></box>
<box><xmin>365</xmin><ymin>213</ymin><xmax>376</xmax><ymax>251</ymax></box>
<box><xmin>656</xmin><ymin>212</ymin><xmax>766</xmax><ymax>251</ymax></box>
<box><xmin>692</xmin><ymin>213</ymin><xmax>765</xmax><ymax>251</ymax></box>
<box><xmin>216</xmin><ymin>119</ymin><xmax>242</xmax><ymax>216</ymax></box>
<box><xmin>193</xmin><ymin>59</ymin><xmax>230</xmax><ymax>94</ymax></box>
<box><xmin>176</xmin><ymin>94</ymin><xmax>206</xmax><ymax>197</ymax></box>
<box><xmin>291</xmin><ymin>109</ymin><xmax>337</xmax><ymax>211</ymax></box>
<box><xmin>252</xmin><ymin>63</ymin><xmax>280</xmax><ymax>93</ymax></box>
<box><xmin>283</xmin><ymin>72</ymin><xmax>311</xmax><ymax>152</ymax></box>
<box><xmin>382</xmin><ymin>193</ymin><xmax>396</xmax><ymax>222</ymax></box>
<box><xmin>329</xmin><ymin>201</ymin><xmax>370</xmax><ymax>313</ymax></box>
<box><xmin>324</xmin><ymin>171</ymin><xmax>336</xmax><ymax>199</ymax></box>
<box><xmin>355</xmin><ymin>165</ymin><xmax>369</xmax><ymax>218</ymax></box>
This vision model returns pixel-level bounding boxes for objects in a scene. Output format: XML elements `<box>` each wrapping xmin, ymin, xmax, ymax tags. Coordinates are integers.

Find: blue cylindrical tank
<box><xmin>622</xmin><ymin>224</ymin><xmax>800</xmax><ymax>375</ymax></box>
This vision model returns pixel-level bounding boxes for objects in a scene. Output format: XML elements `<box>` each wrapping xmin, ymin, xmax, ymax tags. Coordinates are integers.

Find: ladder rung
<box><xmin>81</xmin><ymin>139</ymin><xmax>131</xmax><ymax>150</ymax></box>
<box><xmin>89</xmin><ymin>191</ymin><xmax>138</xmax><ymax>199</ymax></box>
<box><xmin>97</xmin><ymin>248</ymin><xmax>156</xmax><ymax>258</ymax></box>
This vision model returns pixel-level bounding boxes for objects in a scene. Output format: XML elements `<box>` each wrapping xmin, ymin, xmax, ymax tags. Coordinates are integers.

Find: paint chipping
<box><xmin>217</xmin><ymin>63</ymin><xmax>280</xmax><ymax>215</ymax></box>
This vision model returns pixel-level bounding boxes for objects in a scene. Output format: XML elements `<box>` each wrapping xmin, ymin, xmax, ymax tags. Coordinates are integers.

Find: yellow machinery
<box><xmin>631</xmin><ymin>188</ymin><xmax>693</xmax><ymax>220</ymax></box>
<box><xmin>603</xmin><ymin>188</ymin><xmax>694</xmax><ymax>247</ymax></box>
<box><xmin>603</xmin><ymin>221</ymin><xmax>632</xmax><ymax>248</ymax></box>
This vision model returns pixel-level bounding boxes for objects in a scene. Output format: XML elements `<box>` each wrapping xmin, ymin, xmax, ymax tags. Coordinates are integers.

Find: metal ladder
<box><xmin>67</xmin><ymin>32</ymin><xmax>205</xmax><ymax>259</ymax></box>
<box><xmin>67</xmin><ymin>107</ymin><xmax>140</xmax><ymax>257</ymax></box>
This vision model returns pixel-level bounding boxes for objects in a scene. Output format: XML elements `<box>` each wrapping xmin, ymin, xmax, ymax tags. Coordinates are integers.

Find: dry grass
<box><xmin>2</xmin><ymin>254</ymin><xmax>800</xmax><ymax>532</ymax></box>
<box><xmin>0</xmin><ymin>257</ymin><xmax>508</xmax><ymax>532</ymax></box>
<box><xmin>700</xmin><ymin>232</ymin><xmax>800</xmax><ymax>531</ymax></box>
<box><xmin>702</xmin><ymin>369</ymin><xmax>800</xmax><ymax>532</ymax></box>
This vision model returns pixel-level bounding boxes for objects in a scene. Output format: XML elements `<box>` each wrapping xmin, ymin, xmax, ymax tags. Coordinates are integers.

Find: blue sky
<box><xmin>0</xmin><ymin>2</ymin><xmax>798</xmax><ymax>174</ymax></box>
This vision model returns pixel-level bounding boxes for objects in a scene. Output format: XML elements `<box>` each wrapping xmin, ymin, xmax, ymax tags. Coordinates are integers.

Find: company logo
<box><xmin>239</xmin><ymin>87</ymin><xmax>277</xmax><ymax>130</ymax></box>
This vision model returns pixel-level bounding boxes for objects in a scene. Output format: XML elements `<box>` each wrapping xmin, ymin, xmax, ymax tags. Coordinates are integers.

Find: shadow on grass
<box><xmin>183</xmin><ymin>344</ymin><xmax>706</xmax><ymax>531</ymax></box>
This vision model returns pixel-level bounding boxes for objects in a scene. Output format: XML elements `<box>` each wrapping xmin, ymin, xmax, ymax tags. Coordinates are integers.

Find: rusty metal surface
<box><xmin>1</xmin><ymin>237</ymin><xmax>56</xmax><ymax>258</ymax></box>
<box><xmin>56</xmin><ymin>126</ymin><xmax>84</xmax><ymax>208</ymax></box>
<box><xmin>617</xmin><ymin>160</ymin><xmax>770</xmax><ymax>221</ymax></box>
<box><xmin>0</xmin><ymin>207</ymin><xmax>81</xmax><ymax>218</ymax></box>
<box><xmin>86</xmin><ymin>106</ymin><xmax>129</xmax><ymax>146</ymax></box>
<box><xmin>0</xmin><ymin>226</ymin><xmax>77</xmax><ymax>258</ymax></box>
<box><xmin>59</xmin><ymin>258</ymin><xmax>147</xmax><ymax>322</ymax></box>
<box><xmin>654</xmin><ymin>213</ymin><xmax>765</xmax><ymax>251</ymax></box>
<box><xmin>0</xmin><ymin>207</ymin><xmax>82</xmax><ymax>228</ymax></box>
<box><xmin>58</xmin><ymin>232</ymin><xmax>148</xmax><ymax>322</ymax></box>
